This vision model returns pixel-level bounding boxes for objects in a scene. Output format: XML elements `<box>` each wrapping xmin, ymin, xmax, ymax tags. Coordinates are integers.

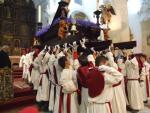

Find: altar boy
<box><xmin>87</xmin><ymin>55</ymin><xmax>123</xmax><ymax>113</ymax></box>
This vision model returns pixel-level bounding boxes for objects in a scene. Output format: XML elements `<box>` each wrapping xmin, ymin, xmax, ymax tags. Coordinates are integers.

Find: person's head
<box><xmin>21</xmin><ymin>49</ymin><xmax>26</xmax><ymax>55</ymax></box>
<box><xmin>129</xmin><ymin>54</ymin><xmax>134</xmax><ymax>60</ymax></box>
<box><xmin>58</xmin><ymin>56</ymin><xmax>70</xmax><ymax>69</ymax></box>
<box><xmin>140</xmin><ymin>54</ymin><xmax>146</xmax><ymax>63</ymax></box>
<box><xmin>117</xmin><ymin>58</ymin><xmax>124</xmax><ymax>65</ymax></box>
<box><xmin>78</xmin><ymin>54</ymin><xmax>89</xmax><ymax>66</ymax></box>
<box><xmin>1</xmin><ymin>45</ymin><xmax>9</xmax><ymax>53</ymax></box>
<box><xmin>26</xmin><ymin>48</ymin><xmax>31</xmax><ymax>53</ymax></box>
<box><xmin>95</xmin><ymin>55</ymin><xmax>109</xmax><ymax>66</ymax></box>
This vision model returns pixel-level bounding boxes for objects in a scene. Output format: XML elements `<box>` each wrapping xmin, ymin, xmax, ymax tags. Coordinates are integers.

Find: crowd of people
<box><xmin>19</xmin><ymin>40</ymin><xmax>150</xmax><ymax>113</ymax></box>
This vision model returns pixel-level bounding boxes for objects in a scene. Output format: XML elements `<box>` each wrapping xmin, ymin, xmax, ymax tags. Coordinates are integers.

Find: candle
<box><xmin>96</xmin><ymin>0</ymin><xmax>99</xmax><ymax>10</ymax></box>
<box><xmin>38</xmin><ymin>5</ymin><xmax>42</xmax><ymax>23</ymax></box>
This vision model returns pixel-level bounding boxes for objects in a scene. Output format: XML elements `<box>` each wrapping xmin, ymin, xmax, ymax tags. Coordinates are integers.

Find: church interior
<box><xmin>0</xmin><ymin>0</ymin><xmax>150</xmax><ymax>113</ymax></box>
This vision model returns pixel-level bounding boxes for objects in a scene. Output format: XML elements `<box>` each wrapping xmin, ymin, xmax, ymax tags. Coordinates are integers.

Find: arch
<box><xmin>70</xmin><ymin>11</ymin><xmax>89</xmax><ymax>20</ymax></box>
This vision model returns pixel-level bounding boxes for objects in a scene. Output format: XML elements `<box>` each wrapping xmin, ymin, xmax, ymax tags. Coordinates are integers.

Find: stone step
<box><xmin>14</xmin><ymin>87</ymin><xmax>35</xmax><ymax>97</ymax></box>
<box><xmin>12</xmin><ymin>72</ymin><xmax>23</xmax><ymax>75</ymax></box>
<box><xmin>0</xmin><ymin>95</ymin><xmax>36</xmax><ymax>111</ymax></box>
<box><xmin>13</xmin><ymin>75</ymin><xmax>22</xmax><ymax>79</ymax></box>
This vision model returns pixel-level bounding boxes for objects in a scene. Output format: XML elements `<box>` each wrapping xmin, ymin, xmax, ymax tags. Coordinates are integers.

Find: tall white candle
<box><xmin>38</xmin><ymin>5</ymin><xmax>42</xmax><ymax>23</ymax></box>
<box><xmin>96</xmin><ymin>0</ymin><xmax>99</xmax><ymax>10</ymax></box>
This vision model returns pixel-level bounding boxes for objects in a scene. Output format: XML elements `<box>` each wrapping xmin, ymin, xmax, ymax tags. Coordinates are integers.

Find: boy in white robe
<box><xmin>36</xmin><ymin>51</ymin><xmax>50</xmax><ymax>111</ymax></box>
<box><xmin>53</xmin><ymin>51</ymin><xmax>66</xmax><ymax>113</ymax></box>
<box><xmin>125</xmin><ymin>56</ymin><xmax>144</xmax><ymax>111</ymax></box>
<box><xmin>58</xmin><ymin>56</ymin><xmax>79</xmax><ymax>113</ymax></box>
<box><xmin>31</xmin><ymin>57</ymin><xmax>41</xmax><ymax>90</ymax></box>
<box><xmin>48</xmin><ymin>53</ymin><xmax>57</xmax><ymax>112</ymax></box>
<box><xmin>105</xmin><ymin>51</ymin><xmax>127</xmax><ymax>113</ymax></box>
<box><xmin>77</xmin><ymin>54</ymin><xmax>94</xmax><ymax>113</ymax></box>
<box><xmin>87</xmin><ymin>55</ymin><xmax>123</xmax><ymax>113</ymax></box>
<box><xmin>117</xmin><ymin>58</ymin><xmax>129</xmax><ymax>106</ymax></box>
<box><xmin>140</xmin><ymin>55</ymin><xmax>150</xmax><ymax>103</ymax></box>
<box><xmin>19</xmin><ymin>50</ymin><xmax>26</xmax><ymax>80</ymax></box>
<box><xmin>19</xmin><ymin>49</ymin><xmax>26</xmax><ymax>68</ymax></box>
<box><xmin>23</xmin><ymin>51</ymin><xmax>34</xmax><ymax>82</ymax></box>
<box><xmin>30</xmin><ymin>47</ymin><xmax>41</xmax><ymax>90</ymax></box>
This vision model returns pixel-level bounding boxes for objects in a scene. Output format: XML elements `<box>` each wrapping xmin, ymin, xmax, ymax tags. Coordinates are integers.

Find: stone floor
<box><xmin>127</xmin><ymin>107</ymin><xmax>150</xmax><ymax>113</ymax></box>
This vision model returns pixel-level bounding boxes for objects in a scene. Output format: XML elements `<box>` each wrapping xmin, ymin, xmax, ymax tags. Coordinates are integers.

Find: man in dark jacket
<box><xmin>0</xmin><ymin>46</ymin><xmax>11</xmax><ymax>68</ymax></box>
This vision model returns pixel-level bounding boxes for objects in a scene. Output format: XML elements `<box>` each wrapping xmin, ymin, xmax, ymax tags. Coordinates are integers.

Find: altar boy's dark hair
<box><xmin>58</xmin><ymin>56</ymin><xmax>67</xmax><ymax>69</ymax></box>
<box><xmin>95</xmin><ymin>55</ymin><xmax>108</xmax><ymax>66</ymax></box>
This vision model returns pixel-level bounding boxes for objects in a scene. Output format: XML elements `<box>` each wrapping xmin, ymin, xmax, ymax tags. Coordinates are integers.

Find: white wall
<box><xmin>69</xmin><ymin>0</ymin><xmax>97</xmax><ymax>22</ymax></box>
<box><xmin>127</xmin><ymin>0</ymin><xmax>142</xmax><ymax>53</ymax></box>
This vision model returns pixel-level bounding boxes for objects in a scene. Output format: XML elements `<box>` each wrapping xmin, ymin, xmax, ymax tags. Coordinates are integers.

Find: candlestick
<box><xmin>94</xmin><ymin>10</ymin><xmax>102</xmax><ymax>25</ymax></box>
<box><xmin>96</xmin><ymin>0</ymin><xmax>99</xmax><ymax>10</ymax></box>
<box><xmin>38</xmin><ymin>5</ymin><xmax>42</xmax><ymax>23</ymax></box>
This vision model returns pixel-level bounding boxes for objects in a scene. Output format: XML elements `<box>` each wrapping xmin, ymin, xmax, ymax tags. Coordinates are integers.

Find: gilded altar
<box><xmin>0</xmin><ymin>0</ymin><xmax>36</xmax><ymax>55</ymax></box>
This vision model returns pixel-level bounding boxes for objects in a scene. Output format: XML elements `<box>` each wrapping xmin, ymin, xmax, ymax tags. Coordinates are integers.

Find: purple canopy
<box><xmin>35</xmin><ymin>18</ymin><xmax>99</xmax><ymax>37</ymax></box>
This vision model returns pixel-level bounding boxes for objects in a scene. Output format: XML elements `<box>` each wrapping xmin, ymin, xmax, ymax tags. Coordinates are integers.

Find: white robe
<box><xmin>36</xmin><ymin>56</ymin><xmax>50</xmax><ymax>102</ymax></box>
<box><xmin>19</xmin><ymin>55</ymin><xmax>26</xmax><ymax>80</ymax></box>
<box><xmin>19</xmin><ymin>55</ymin><xmax>26</xmax><ymax>68</ymax></box>
<box><xmin>59</xmin><ymin>69</ymin><xmax>79</xmax><ymax>113</ymax></box>
<box><xmin>140</xmin><ymin>61</ymin><xmax>150</xmax><ymax>101</ymax></box>
<box><xmin>79</xmin><ymin>87</ymin><xmax>88</xmax><ymax>113</ymax></box>
<box><xmin>87</xmin><ymin>65</ymin><xmax>123</xmax><ymax>113</ymax></box>
<box><xmin>125</xmin><ymin>57</ymin><xmax>144</xmax><ymax>110</ymax></box>
<box><xmin>117</xmin><ymin>61</ymin><xmax>129</xmax><ymax>105</ymax></box>
<box><xmin>106</xmin><ymin>52</ymin><xmax>127</xmax><ymax>113</ymax></box>
<box><xmin>53</xmin><ymin>52</ymin><xmax>65</xmax><ymax>113</ymax></box>
<box><xmin>48</xmin><ymin>54</ymin><xmax>57</xmax><ymax>111</ymax></box>
<box><xmin>31</xmin><ymin>57</ymin><xmax>40</xmax><ymax>90</ymax></box>
<box><xmin>22</xmin><ymin>53</ymin><xmax>33</xmax><ymax>82</ymax></box>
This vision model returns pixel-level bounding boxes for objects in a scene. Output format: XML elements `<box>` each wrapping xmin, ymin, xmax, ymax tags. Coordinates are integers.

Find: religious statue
<box><xmin>100</xmin><ymin>4</ymin><xmax>116</xmax><ymax>40</ymax></box>
<box><xmin>33</xmin><ymin>37</ymin><xmax>40</xmax><ymax>46</ymax></box>
<box><xmin>58</xmin><ymin>19</ymin><xmax>69</xmax><ymax>40</ymax></box>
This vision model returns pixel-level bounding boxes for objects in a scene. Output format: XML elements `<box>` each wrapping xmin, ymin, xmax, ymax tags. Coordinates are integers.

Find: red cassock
<box><xmin>86</xmin><ymin>68</ymin><xmax>105</xmax><ymax>98</ymax></box>
<box><xmin>77</xmin><ymin>64</ymin><xmax>94</xmax><ymax>104</ymax></box>
<box><xmin>73</xmin><ymin>51</ymin><xmax>78</xmax><ymax>60</ymax></box>
<box><xmin>77</xmin><ymin>66</ymin><xmax>90</xmax><ymax>88</ymax></box>
<box><xmin>77</xmin><ymin>62</ymin><xmax>95</xmax><ymax>86</ymax></box>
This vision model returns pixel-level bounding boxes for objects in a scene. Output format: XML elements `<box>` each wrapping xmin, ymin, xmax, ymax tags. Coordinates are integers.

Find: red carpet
<box><xmin>0</xmin><ymin>68</ymin><xmax>36</xmax><ymax>111</ymax></box>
